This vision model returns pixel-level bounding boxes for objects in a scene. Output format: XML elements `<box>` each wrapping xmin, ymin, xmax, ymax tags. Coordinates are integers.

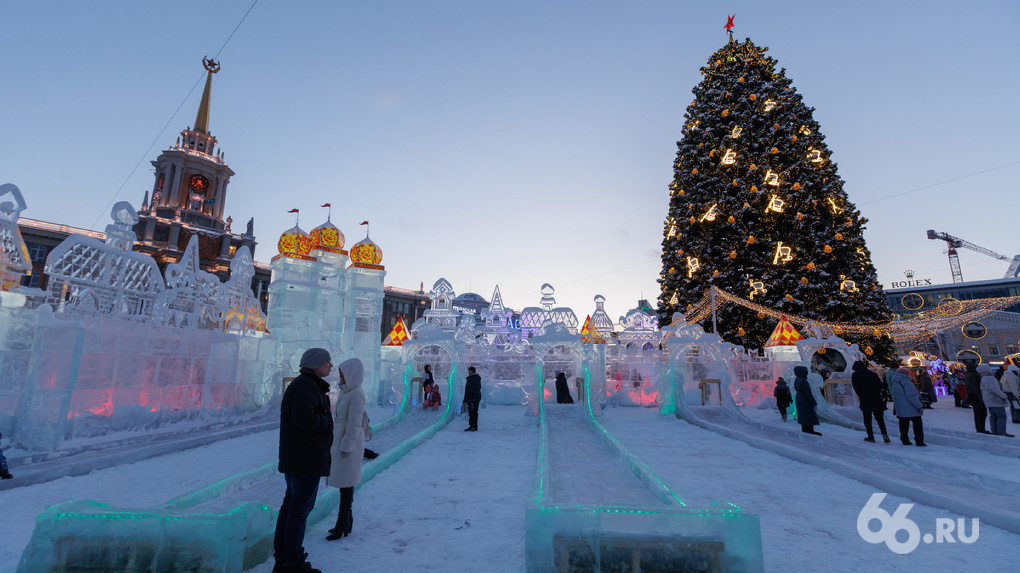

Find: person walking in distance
<box><xmin>965</xmin><ymin>361</ymin><xmax>990</xmax><ymax>434</ymax></box>
<box><xmin>463</xmin><ymin>366</ymin><xmax>482</xmax><ymax>431</ymax></box>
<box><xmin>851</xmin><ymin>361</ymin><xmax>891</xmax><ymax>443</ymax></box>
<box><xmin>979</xmin><ymin>363</ymin><xmax>1014</xmax><ymax>437</ymax></box>
<box><xmin>773</xmin><ymin>377</ymin><xmax>792</xmax><ymax>422</ymax></box>
<box><xmin>326</xmin><ymin>358</ymin><xmax>372</xmax><ymax>541</ymax></box>
<box><xmin>273</xmin><ymin>348</ymin><xmax>334</xmax><ymax>573</ymax></box>
<box><xmin>793</xmin><ymin>366</ymin><xmax>821</xmax><ymax>435</ymax></box>
<box><xmin>890</xmin><ymin>366</ymin><xmax>925</xmax><ymax>446</ymax></box>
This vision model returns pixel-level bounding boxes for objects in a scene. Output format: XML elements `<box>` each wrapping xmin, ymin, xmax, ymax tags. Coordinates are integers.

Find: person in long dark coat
<box><xmin>851</xmin><ymin>361</ymin><xmax>890</xmax><ymax>443</ymax></box>
<box><xmin>463</xmin><ymin>366</ymin><xmax>482</xmax><ymax>431</ymax></box>
<box><xmin>555</xmin><ymin>372</ymin><xmax>574</xmax><ymax>404</ymax></box>
<box><xmin>773</xmin><ymin>377</ymin><xmax>792</xmax><ymax>422</ymax></box>
<box><xmin>964</xmin><ymin>362</ymin><xmax>990</xmax><ymax>433</ymax></box>
<box><xmin>274</xmin><ymin>348</ymin><xmax>334</xmax><ymax>573</ymax></box>
<box><xmin>917</xmin><ymin>371</ymin><xmax>936</xmax><ymax>409</ymax></box>
<box><xmin>793</xmin><ymin>365</ymin><xmax>821</xmax><ymax>435</ymax></box>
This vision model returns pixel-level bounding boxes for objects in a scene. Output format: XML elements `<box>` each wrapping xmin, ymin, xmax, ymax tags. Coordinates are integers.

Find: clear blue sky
<box><xmin>3</xmin><ymin>1</ymin><xmax>1018</xmax><ymax>319</ymax></box>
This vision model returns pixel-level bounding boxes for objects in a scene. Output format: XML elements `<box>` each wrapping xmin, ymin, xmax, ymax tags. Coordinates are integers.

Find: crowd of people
<box><xmin>774</xmin><ymin>359</ymin><xmax>1019</xmax><ymax>451</ymax></box>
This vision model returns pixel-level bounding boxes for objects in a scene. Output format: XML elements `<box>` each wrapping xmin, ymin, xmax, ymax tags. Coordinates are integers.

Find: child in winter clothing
<box><xmin>0</xmin><ymin>432</ymin><xmax>13</xmax><ymax>479</ymax></box>
<box><xmin>773</xmin><ymin>378</ymin><xmax>793</xmax><ymax>422</ymax></box>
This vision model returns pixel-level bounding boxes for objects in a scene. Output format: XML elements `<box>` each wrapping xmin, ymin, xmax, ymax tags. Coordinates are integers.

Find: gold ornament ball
<box><xmin>757</xmin><ymin>311</ymin><xmax>765</xmax><ymax>319</ymax></box>
<box><xmin>722</xmin><ymin>109</ymin><xmax>730</xmax><ymax>117</ymax></box>
<box><xmin>751</xmin><ymin>185</ymin><xmax>759</xmax><ymax>193</ymax></box>
<box><xmin>806</xmin><ymin>262</ymin><xmax>815</xmax><ymax>270</ymax></box>
<box><xmin>692</xmin><ymin>168</ymin><xmax>699</xmax><ymax>174</ymax></box>
<box><xmin>791</xmin><ymin>135</ymin><xmax>797</xmax><ymax>142</ymax></box>
<box><xmin>732</xmin><ymin>179</ymin><xmax>739</xmax><ymax>187</ymax></box>
<box><xmin>773</xmin><ymin>124</ymin><xmax>780</xmax><ymax>131</ymax></box>
<box><xmin>716</xmin><ymin>59</ymin><xmax>722</xmax><ymax>65</ymax></box>
<box><xmin>797</xmin><ymin>212</ymin><xmax>804</xmax><ymax>221</ymax></box>
<box><xmin>689</xmin><ymin>216</ymin><xmax>696</xmax><ymax>224</ymax></box>
<box><xmin>785</xmin><ymin>294</ymin><xmax>794</xmax><ymax>302</ymax></box>
<box><xmin>739</xmin><ymin>76</ymin><xmax>745</xmax><ymax>82</ymax></box>
<box><xmin>865</xmin><ymin>346</ymin><xmax>874</xmax><ymax>356</ymax></box>
<box><xmin>679</xmin><ymin>189</ymin><xmax>685</xmax><ymax>195</ymax></box>
<box><xmin>793</xmin><ymin>183</ymin><xmax>801</xmax><ymax>190</ymax></box>
<box><xmin>727</xmin><ymin>216</ymin><xmax>735</xmax><ymax>224</ymax></box>
<box><xmin>800</xmin><ymin>277</ymin><xmax>809</xmax><ymax>285</ymax></box>
<box><xmin>749</xmin><ymin>164</ymin><xmax>757</xmax><ymax>170</ymax></box>
<box><xmin>818</xmin><ymin>348</ymin><xmax>826</xmax><ymax>354</ymax></box>
<box><xmin>712</xmin><ymin>270</ymin><xmax>720</xmax><ymax>277</ymax></box>
<box><xmin>737</xmin><ymin>327</ymin><xmax>746</xmax><ymax>336</ymax></box>
<box><xmin>747</xmin><ymin>235</ymin><xmax>755</xmax><ymax>244</ymax></box>
<box><xmin>872</xmin><ymin>328</ymin><xmax>882</xmax><ymax>337</ymax></box>
<box><xmin>824</xmin><ymin>245</ymin><xmax>833</xmax><ymax>254</ymax></box>
<box><xmin>729</xmin><ymin>250</ymin><xmax>737</xmax><ymax>259</ymax></box>
<box><xmin>770</xmin><ymin>147</ymin><xmax>778</xmax><ymax>154</ymax></box>
<box><xmin>749</xmin><ymin>94</ymin><xmax>757</xmax><ymax>101</ymax></box>
<box><xmin>835</xmin><ymin>233</ymin><xmax>843</xmax><ymax>240</ymax></box>
<box><xmin>710</xmin><ymin>149</ymin><xmax>716</xmax><ymax>157</ymax></box>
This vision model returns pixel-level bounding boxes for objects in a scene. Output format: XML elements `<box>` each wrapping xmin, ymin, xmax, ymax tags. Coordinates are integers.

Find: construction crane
<box><xmin>926</xmin><ymin>230</ymin><xmax>1020</xmax><ymax>283</ymax></box>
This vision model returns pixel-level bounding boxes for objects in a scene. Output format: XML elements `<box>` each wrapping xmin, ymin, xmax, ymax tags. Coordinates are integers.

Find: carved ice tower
<box><xmin>344</xmin><ymin>227</ymin><xmax>385</xmax><ymax>396</ymax></box>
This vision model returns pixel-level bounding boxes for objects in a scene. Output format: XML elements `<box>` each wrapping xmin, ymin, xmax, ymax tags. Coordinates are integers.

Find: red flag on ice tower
<box><xmin>287</xmin><ymin>209</ymin><xmax>299</xmax><ymax>213</ymax></box>
<box><xmin>321</xmin><ymin>203</ymin><xmax>331</xmax><ymax>208</ymax></box>
<box><xmin>360</xmin><ymin>221</ymin><xmax>368</xmax><ymax>225</ymax></box>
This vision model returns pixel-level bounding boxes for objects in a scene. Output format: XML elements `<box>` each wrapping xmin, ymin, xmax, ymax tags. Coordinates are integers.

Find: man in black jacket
<box><xmin>463</xmin><ymin>366</ymin><xmax>482</xmax><ymax>431</ymax></box>
<box><xmin>964</xmin><ymin>361</ymin><xmax>990</xmax><ymax>434</ymax></box>
<box><xmin>851</xmin><ymin>361</ymin><xmax>890</xmax><ymax>443</ymax></box>
<box><xmin>274</xmin><ymin>348</ymin><xmax>334</xmax><ymax>573</ymax></box>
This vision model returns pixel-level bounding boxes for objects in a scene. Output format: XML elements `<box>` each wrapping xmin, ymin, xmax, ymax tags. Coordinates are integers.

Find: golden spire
<box><xmin>193</xmin><ymin>57</ymin><xmax>221</xmax><ymax>134</ymax></box>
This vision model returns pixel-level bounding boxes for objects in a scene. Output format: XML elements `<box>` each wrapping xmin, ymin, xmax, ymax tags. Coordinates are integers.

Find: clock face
<box><xmin>189</xmin><ymin>174</ymin><xmax>209</xmax><ymax>193</ymax></box>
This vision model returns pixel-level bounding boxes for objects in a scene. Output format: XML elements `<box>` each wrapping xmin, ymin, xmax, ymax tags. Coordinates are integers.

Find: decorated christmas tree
<box><xmin>657</xmin><ymin>26</ymin><xmax>895</xmax><ymax>364</ymax></box>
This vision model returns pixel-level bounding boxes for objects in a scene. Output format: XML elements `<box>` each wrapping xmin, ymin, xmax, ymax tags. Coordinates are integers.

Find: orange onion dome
<box><xmin>349</xmin><ymin>235</ymin><xmax>384</xmax><ymax>269</ymax></box>
<box><xmin>277</xmin><ymin>224</ymin><xmax>314</xmax><ymax>258</ymax></box>
<box><xmin>310</xmin><ymin>218</ymin><xmax>346</xmax><ymax>253</ymax></box>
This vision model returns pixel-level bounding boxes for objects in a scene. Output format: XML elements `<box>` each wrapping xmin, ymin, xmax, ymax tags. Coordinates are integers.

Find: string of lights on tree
<box><xmin>683</xmin><ymin>286</ymin><xmax>1020</xmax><ymax>346</ymax></box>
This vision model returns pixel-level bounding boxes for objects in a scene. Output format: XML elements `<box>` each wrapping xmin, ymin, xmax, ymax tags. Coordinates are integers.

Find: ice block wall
<box><xmin>3</xmin><ymin>302</ymin><xmax>278</xmax><ymax>451</ymax></box>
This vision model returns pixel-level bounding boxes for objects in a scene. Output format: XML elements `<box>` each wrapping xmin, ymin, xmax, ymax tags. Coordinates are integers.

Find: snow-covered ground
<box><xmin>1</xmin><ymin>402</ymin><xmax>1018</xmax><ymax>572</ymax></box>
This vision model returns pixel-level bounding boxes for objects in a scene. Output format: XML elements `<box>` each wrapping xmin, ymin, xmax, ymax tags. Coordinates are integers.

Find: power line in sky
<box><xmin>859</xmin><ymin>160</ymin><xmax>1020</xmax><ymax>206</ymax></box>
<box><xmin>90</xmin><ymin>0</ymin><xmax>260</xmax><ymax>231</ymax></box>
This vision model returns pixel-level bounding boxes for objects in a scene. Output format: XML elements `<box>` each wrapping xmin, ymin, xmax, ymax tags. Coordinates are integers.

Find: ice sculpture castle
<box><xmin>268</xmin><ymin>214</ymin><xmax>386</xmax><ymax>396</ymax></box>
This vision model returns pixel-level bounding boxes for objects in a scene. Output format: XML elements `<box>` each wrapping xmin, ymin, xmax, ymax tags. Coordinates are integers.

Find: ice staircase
<box><xmin>525</xmin><ymin>374</ymin><xmax>764</xmax><ymax>572</ymax></box>
<box><xmin>16</xmin><ymin>367</ymin><xmax>457</xmax><ymax>573</ymax></box>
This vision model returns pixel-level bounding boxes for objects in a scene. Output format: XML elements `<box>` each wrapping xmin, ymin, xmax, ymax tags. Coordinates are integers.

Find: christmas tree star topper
<box><xmin>724</xmin><ymin>15</ymin><xmax>736</xmax><ymax>34</ymax></box>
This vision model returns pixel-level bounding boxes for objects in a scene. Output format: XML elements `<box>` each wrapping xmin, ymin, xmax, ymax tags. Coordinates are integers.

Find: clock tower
<box><xmin>135</xmin><ymin>58</ymin><xmax>258</xmax><ymax>283</ymax></box>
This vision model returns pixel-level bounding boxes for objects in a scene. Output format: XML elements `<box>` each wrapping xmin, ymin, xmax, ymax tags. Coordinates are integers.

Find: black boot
<box><xmin>326</xmin><ymin>511</ymin><xmax>349</xmax><ymax>541</ymax></box>
<box><xmin>0</xmin><ymin>469</ymin><xmax>12</xmax><ymax>480</ymax></box>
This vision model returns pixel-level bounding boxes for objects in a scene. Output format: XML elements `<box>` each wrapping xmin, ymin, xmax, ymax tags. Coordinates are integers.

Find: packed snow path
<box><xmin>598</xmin><ymin>406</ymin><xmax>1020</xmax><ymax>572</ymax></box>
<box><xmin>680</xmin><ymin>402</ymin><xmax>1020</xmax><ymax>535</ymax></box>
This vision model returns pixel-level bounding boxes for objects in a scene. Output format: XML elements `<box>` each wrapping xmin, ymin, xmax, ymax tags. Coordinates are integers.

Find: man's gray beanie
<box><xmin>300</xmin><ymin>348</ymin><xmax>331</xmax><ymax>370</ymax></box>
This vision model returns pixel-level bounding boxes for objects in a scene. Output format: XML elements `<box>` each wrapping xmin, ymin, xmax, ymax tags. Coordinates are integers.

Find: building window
<box><xmin>28</xmin><ymin>243</ymin><xmax>49</xmax><ymax>263</ymax></box>
<box><xmin>20</xmin><ymin>273</ymin><xmax>40</xmax><ymax>288</ymax></box>
<box><xmin>988</xmin><ymin>344</ymin><xmax>1000</xmax><ymax>356</ymax></box>
<box><xmin>1007</xmin><ymin>344</ymin><xmax>1017</xmax><ymax>355</ymax></box>
<box><xmin>153</xmin><ymin>228</ymin><xmax>169</xmax><ymax>242</ymax></box>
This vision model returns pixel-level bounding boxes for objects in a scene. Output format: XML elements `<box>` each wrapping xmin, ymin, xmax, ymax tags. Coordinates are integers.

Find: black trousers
<box><xmin>898</xmin><ymin>416</ymin><xmax>923</xmax><ymax>444</ymax></box>
<box><xmin>778</xmin><ymin>405</ymin><xmax>788</xmax><ymax>419</ymax></box>
<box><xmin>972</xmin><ymin>403</ymin><xmax>988</xmax><ymax>432</ymax></box>
<box><xmin>334</xmin><ymin>486</ymin><xmax>354</xmax><ymax>535</ymax></box>
<box><xmin>465</xmin><ymin>400</ymin><xmax>480</xmax><ymax>429</ymax></box>
<box><xmin>863</xmin><ymin>408</ymin><xmax>888</xmax><ymax>438</ymax></box>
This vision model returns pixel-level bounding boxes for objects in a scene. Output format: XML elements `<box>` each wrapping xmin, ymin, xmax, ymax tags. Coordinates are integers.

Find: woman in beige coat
<box><xmin>326</xmin><ymin>358</ymin><xmax>371</xmax><ymax>540</ymax></box>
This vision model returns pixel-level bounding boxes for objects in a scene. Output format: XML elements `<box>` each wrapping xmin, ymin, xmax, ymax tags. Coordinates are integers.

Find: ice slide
<box><xmin>16</xmin><ymin>367</ymin><xmax>456</xmax><ymax>573</ymax></box>
<box><xmin>525</xmin><ymin>372</ymin><xmax>764</xmax><ymax>572</ymax></box>
<box><xmin>668</xmin><ymin>368</ymin><xmax>1020</xmax><ymax>536</ymax></box>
